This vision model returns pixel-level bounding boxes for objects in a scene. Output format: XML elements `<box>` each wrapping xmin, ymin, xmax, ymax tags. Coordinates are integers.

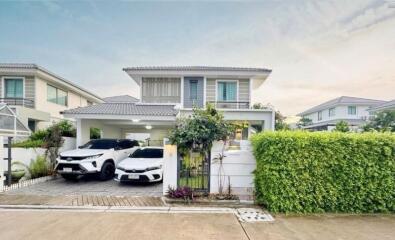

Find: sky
<box><xmin>0</xmin><ymin>0</ymin><xmax>394</xmax><ymax>116</ymax></box>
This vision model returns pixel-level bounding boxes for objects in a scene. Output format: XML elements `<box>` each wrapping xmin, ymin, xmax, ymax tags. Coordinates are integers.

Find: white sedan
<box><xmin>114</xmin><ymin>147</ymin><xmax>164</xmax><ymax>183</ymax></box>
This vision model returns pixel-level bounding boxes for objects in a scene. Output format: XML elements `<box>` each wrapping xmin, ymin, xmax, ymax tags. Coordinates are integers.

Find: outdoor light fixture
<box><xmin>132</xmin><ymin>119</ymin><xmax>140</xmax><ymax>123</ymax></box>
<box><xmin>145</xmin><ymin>125</ymin><xmax>152</xmax><ymax>130</ymax></box>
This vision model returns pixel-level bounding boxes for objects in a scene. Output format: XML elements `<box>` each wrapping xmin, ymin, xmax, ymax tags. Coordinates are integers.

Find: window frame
<box><xmin>328</xmin><ymin>107</ymin><xmax>336</xmax><ymax>117</ymax></box>
<box><xmin>2</xmin><ymin>77</ymin><xmax>25</xmax><ymax>98</ymax></box>
<box><xmin>317</xmin><ymin>111</ymin><xmax>322</xmax><ymax>121</ymax></box>
<box><xmin>348</xmin><ymin>106</ymin><xmax>357</xmax><ymax>115</ymax></box>
<box><xmin>215</xmin><ymin>80</ymin><xmax>239</xmax><ymax>102</ymax></box>
<box><xmin>47</xmin><ymin>84</ymin><xmax>68</xmax><ymax>106</ymax></box>
<box><xmin>189</xmin><ymin>80</ymin><xmax>198</xmax><ymax>102</ymax></box>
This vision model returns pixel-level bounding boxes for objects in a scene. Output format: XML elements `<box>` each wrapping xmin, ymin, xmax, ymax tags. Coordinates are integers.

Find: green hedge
<box><xmin>251</xmin><ymin>131</ymin><xmax>395</xmax><ymax>213</ymax></box>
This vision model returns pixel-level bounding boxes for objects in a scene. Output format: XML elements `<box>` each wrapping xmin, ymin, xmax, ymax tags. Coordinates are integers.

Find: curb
<box><xmin>0</xmin><ymin>204</ymin><xmax>237</xmax><ymax>214</ymax></box>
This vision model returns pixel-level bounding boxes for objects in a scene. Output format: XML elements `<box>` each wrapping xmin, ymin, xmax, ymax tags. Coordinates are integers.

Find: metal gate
<box><xmin>177</xmin><ymin>151</ymin><xmax>210</xmax><ymax>194</ymax></box>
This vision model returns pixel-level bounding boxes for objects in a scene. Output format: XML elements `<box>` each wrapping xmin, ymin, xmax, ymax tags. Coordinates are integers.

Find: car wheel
<box><xmin>99</xmin><ymin>161</ymin><xmax>115</xmax><ymax>181</ymax></box>
<box><xmin>61</xmin><ymin>174</ymin><xmax>79</xmax><ymax>181</ymax></box>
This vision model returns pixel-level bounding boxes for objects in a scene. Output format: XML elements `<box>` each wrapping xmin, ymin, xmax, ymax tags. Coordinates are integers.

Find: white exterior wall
<box><xmin>305</xmin><ymin>105</ymin><xmax>372</xmax><ymax>124</ymax></box>
<box><xmin>35</xmin><ymin>77</ymin><xmax>91</xmax><ymax>129</ymax></box>
<box><xmin>210</xmin><ymin>140</ymin><xmax>256</xmax><ymax>200</ymax></box>
<box><xmin>162</xmin><ymin>143</ymin><xmax>178</xmax><ymax>195</ymax></box>
<box><xmin>77</xmin><ymin>119</ymin><xmax>123</xmax><ymax>146</ymax></box>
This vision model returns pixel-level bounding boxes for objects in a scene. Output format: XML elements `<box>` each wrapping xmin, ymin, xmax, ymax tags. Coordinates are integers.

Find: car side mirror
<box><xmin>78</xmin><ymin>146</ymin><xmax>83</xmax><ymax>149</ymax></box>
<box><xmin>114</xmin><ymin>147</ymin><xmax>122</xmax><ymax>151</ymax></box>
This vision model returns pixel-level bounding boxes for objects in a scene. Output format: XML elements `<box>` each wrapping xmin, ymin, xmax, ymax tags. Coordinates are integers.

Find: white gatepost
<box><xmin>162</xmin><ymin>138</ymin><xmax>178</xmax><ymax>195</ymax></box>
<box><xmin>0</xmin><ymin>137</ymin><xmax>4</xmax><ymax>191</ymax></box>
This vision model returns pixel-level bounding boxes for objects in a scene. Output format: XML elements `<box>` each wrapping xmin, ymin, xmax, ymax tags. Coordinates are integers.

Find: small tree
<box><xmin>333</xmin><ymin>120</ymin><xmax>350</xmax><ymax>132</ymax></box>
<box><xmin>363</xmin><ymin>110</ymin><xmax>395</xmax><ymax>132</ymax></box>
<box><xmin>43</xmin><ymin>124</ymin><xmax>64</xmax><ymax>172</ymax></box>
<box><xmin>275</xmin><ymin>111</ymin><xmax>290</xmax><ymax>130</ymax></box>
<box><xmin>297</xmin><ymin>117</ymin><xmax>312</xmax><ymax>128</ymax></box>
<box><xmin>169</xmin><ymin>104</ymin><xmax>234</xmax><ymax>194</ymax></box>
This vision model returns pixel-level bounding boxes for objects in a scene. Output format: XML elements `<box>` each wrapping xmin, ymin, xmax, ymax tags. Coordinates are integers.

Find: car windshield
<box><xmin>80</xmin><ymin>139</ymin><xmax>118</xmax><ymax>150</ymax></box>
<box><xmin>130</xmin><ymin>148</ymin><xmax>163</xmax><ymax>158</ymax></box>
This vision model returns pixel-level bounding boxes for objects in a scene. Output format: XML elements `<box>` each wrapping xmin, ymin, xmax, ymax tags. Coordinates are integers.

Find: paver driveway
<box><xmin>4</xmin><ymin>176</ymin><xmax>163</xmax><ymax>197</ymax></box>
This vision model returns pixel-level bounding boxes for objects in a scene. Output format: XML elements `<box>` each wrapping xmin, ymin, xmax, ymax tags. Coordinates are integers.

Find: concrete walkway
<box><xmin>0</xmin><ymin>209</ymin><xmax>393</xmax><ymax>240</ymax></box>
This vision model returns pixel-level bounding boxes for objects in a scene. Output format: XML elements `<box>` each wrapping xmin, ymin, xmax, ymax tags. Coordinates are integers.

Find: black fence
<box><xmin>177</xmin><ymin>152</ymin><xmax>210</xmax><ymax>194</ymax></box>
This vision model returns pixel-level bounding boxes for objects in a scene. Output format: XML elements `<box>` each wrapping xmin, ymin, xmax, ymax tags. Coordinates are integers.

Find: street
<box><xmin>0</xmin><ymin>209</ymin><xmax>394</xmax><ymax>240</ymax></box>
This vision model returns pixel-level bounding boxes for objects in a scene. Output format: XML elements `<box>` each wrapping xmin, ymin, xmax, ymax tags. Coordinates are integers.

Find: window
<box><xmin>317</xmin><ymin>111</ymin><xmax>322</xmax><ymax>121</ymax></box>
<box><xmin>130</xmin><ymin>148</ymin><xmax>163</xmax><ymax>158</ymax></box>
<box><xmin>217</xmin><ymin>81</ymin><xmax>237</xmax><ymax>101</ymax></box>
<box><xmin>47</xmin><ymin>84</ymin><xmax>68</xmax><ymax>106</ymax></box>
<box><xmin>118</xmin><ymin>140</ymin><xmax>139</xmax><ymax>149</ymax></box>
<box><xmin>4</xmin><ymin>78</ymin><xmax>23</xmax><ymax>98</ymax></box>
<box><xmin>329</xmin><ymin>107</ymin><xmax>336</xmax><ymax>117</ymax></box>
<box><xmin>190</xmin><ymin>80</ymin><xmax>198</xmax><ymax>101</ymax></box>
<box><xmin>348</xmin><ymin>106</ymin><xmax>356</xmax><ymax>115</ymax></box>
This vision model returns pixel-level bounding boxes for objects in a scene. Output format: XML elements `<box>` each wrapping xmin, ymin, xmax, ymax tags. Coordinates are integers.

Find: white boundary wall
<box><xmin>162</xmin><ymin>143</ymin><xmax>178</xmax><ymax>195</ymax></box>
<box><xmin>2</xmin><ymin>137</ymin><xmax>76</xmax><ymax>172</ymax></box>
<box><xmin>0</xmin><ymin>137</ymin><xmax>4</xmax><ymax>190</ymax></box>
<box><xmin>210</xmin><ymin>140</ymin><xmax>256</xmax><ymax>200</ymax></box>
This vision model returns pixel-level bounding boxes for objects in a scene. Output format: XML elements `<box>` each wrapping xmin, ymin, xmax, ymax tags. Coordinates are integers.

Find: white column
<box><xmin>76</xmin><ymin>118</ymin><xmax>83</xmax><ymax>147</ymax></box>
<box><xmin>162</xmin><ymin>143</ymin><xmax>178</xmax><ymax>195</ymax></box>
<box><xmin>0</xmin><ymin>137</ymin><xmax>4</xmax><ymax>192</ymax></box>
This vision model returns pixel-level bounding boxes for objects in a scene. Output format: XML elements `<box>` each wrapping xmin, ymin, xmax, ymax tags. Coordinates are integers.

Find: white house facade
<box><xmin>0</xmin><ymin>63</ymin><xmax>103</xmax><ymax>131</ymax></box>
<box><xmin>298</xmin><ymin>96</ymin><xmax>385</xmax><ymax>131</ymax></box>
<box><xmin>62</xmin><ymin>66</ymin><xmax>275</xmax><ymax>147</ymax></box>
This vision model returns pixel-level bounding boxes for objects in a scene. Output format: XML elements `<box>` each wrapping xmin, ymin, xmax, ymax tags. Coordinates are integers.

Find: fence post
<box><xmin>7</xmin><ymin>137</ymin><xmax>12</xmax><ymax>186</ymax></box>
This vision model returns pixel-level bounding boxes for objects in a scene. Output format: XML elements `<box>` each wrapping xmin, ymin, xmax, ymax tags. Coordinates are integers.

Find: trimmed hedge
<box><xmin>251</xmin><ymin>131</ymin><xmax>395</xmax><ymax>213</ymax></box>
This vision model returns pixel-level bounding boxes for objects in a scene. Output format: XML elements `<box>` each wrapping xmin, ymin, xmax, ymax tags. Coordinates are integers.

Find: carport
<box><xmin>61</xmin><ymin>103</ymin><xmax>178</xmax><ymax>147</ymax></box>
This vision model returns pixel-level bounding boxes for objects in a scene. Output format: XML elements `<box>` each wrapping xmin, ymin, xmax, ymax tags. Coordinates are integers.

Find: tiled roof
<box><xmin>303</xmin><ymin>119</ymin><xmax>367</xmax><ymax>129</ymax></box>
<box><xmin>62</xmin><ymin>103</ymin><xmax>177</xmax><ymax>116</ymax></box>
<box><xmin>123</xmin><ymin>66</ymin><xmax>271</xmax><ymax>73</ymax></box>
<box><xmin>0</xmin><ymin>63</ymin><xmax>102</xmax><ymax>101</ymax></box>
<box><xmin>369</xmin><ymin>99</ymin><xmax>395</xmax><ymax>111</ymax></box>
<box><xmin>103</xmin><ymin>95</ymin><xmax>139</xmax><ymax>103</ymax></box>
<box><xmin>298</xmin><ymin>96</ymin><xmax>385</xmax><ymax>116</ymax></box>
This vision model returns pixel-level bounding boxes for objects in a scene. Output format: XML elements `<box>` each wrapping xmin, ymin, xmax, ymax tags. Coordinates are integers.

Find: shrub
<box><xmin>12</xmin><ymin>139</ymin><xmax>44</xmax><ymax>148</ymax></box>
<box><xmin>251</xmin><ymin>131</ymin><xmax>395</xmax><ymax>213</ymax></box>
<box><xmin>29</xmin><ymin>129</ymin><xmax>49</xmax><ymax>141</ymax></box>
<box><xmin>57</xmin><ymin>120</ymin><xmax>76</xmax><ymax>137</ymax></box>
<box><xmin>29</xmin><ymin>156</ymin><xmax>50</xmax><ymax>179</ymax></box>
<box><xmin>167</xmin><ymin>186</ymin><xmax>194</xmax><ymax>200</ymax></box>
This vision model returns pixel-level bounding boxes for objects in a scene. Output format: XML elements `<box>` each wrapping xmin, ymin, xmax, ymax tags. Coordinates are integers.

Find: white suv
<box><xmin>56</xmin><ymin>139</ymin><xmax>139</xmax><ymax>181</ymax></box>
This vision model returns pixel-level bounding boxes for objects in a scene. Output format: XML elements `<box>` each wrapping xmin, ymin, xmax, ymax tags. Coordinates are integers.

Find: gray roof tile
<box><xmin>103</xmin><ymin>95</ymin><xmax>139</xmax><ymax>103</ymax></box>
<box><xmin>62</xmin><ymin>103</ymin><xmax>177</xmax><ymax>116</ymax></box>
<box><xmin>298</xmin><ymin>96</ymin><xmax>385</xmax><ymax>116</ymax></box>
<box><xmin>123</xmin><ymin>66</ymin><xmax>271</xmax><ymax>73</ymax></box>
<box><xmin>369</xmin><ymin>99</ymin><xmax>395</xmax><ymax>111</ymax></box>
<box><xmin>0</xmin><ymin>63</ymin><xmax>102</xmax><ymax>101</ymax></box>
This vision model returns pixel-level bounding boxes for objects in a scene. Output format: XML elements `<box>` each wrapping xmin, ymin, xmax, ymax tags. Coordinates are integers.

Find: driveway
<box><xmin>4</xmin><ymin>176</ymin><xmax>163</xmax><ymax>197</ymax></box>
<box><xmin>0</xmin><ymin>210</ymin><xmax>394</xmax><ymax>240</ymax></box>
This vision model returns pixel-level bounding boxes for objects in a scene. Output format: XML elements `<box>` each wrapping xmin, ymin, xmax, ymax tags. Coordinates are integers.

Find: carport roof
<box><xmin>61</xmin><ymin>103</ymin><xmax>178</xmax><ymax>116</ymax></box>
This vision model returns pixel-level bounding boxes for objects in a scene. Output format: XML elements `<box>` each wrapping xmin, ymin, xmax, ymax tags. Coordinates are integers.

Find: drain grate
<box><xmin>236</xmin><ymin>208</ymin><xmax>274</xmax><ymax>222</ymax></box>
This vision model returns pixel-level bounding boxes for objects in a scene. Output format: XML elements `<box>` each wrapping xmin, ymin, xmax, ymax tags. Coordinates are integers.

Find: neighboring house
<box><xmin>0</xmin><ymin>63</ymin><xmax>103</xmax><ymax>132</ymax></box>
<box><xmin>103</xmin><ymin>94</ymin><xmax>139</xmax><ymax>103</ymax></box>
<box><xmin>62</xmin><ymin>66</ymin><xmax>275</xmax><ymax>146</ymax></box>
<box><xmin>368</xmin><ymin>99</ymin><xmax>395</xmax><ymax>113</ymax></box>
<box><xmin>297</xmin><ymin>96</ymin><xmax>385</xmax><ymax>131</ymax></box>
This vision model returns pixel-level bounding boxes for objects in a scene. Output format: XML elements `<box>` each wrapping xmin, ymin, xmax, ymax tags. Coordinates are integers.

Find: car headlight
<box><xmin>146</xmin><ymin>165</ymin><xmax>162</xmax><ymax>171</ymax></box>
<box><xmin>84</xmin><ymin>154</ymin><xmax>103</xmax><ymax>160</ymax></box>
<box><xmin>117</xmin><ymin>166</ymin><xmax>126</xmax><ymax>171</ymax></box>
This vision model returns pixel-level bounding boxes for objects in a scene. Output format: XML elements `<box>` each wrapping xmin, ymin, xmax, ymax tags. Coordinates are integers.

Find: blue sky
<box><xmin>1</xmin><ymin>0</ymin><xmax>394</xmax><ymax>115</ymax></box>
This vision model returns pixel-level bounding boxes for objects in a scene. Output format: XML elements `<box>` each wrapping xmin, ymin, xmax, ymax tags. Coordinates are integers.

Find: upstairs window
<box><xmin>329</xmin><ymin>107</ymin><xmax>336</xmax><ymax>117</ymax></box>
<box><xmin>4</xmin><ymin>78</ymin><xmax>23</xmax><ymax>98</ymax></box>
<box><xmin>317</xmin><ymin>111</ymin><xmax>322</xmax><ymax>121</ymax></box>
<box><xmin>190</xmin><ymin>80</ymin><xmax>198</xmax><ymax>102</ymax></box>
<box><xmin>217</xmin><ymin>81</ymin><xmax>237</xmax><ymax>101</ymax></box>
<box><xmin>348</xmin><ymin>106</ymin><xmax>356</xmax><ymax>115</ymax></box>
<box><xmin>47</xmin><ymin>84</ymin><xmax>68</xmax><ymax>106</ymax></box>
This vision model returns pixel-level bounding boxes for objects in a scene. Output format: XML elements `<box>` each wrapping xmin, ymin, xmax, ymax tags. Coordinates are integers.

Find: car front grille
<box><xmin>60</xmin><ymin>156</ymin><xmax>86</xmax><ymax>161</ymax></box>
<box><xmin>56</xmin><ymin>163</ymin><xmax>86</xmax><ymax>172</ymax></box>
<box><xmin>124</xmin><ymin>169</ymin><xmax>146</xmax><ymax>173</ymax></box>
<box><xmin>120</xmin><ymin>175</ymin><xmax>150</xmax><ymax>182</ymax></box>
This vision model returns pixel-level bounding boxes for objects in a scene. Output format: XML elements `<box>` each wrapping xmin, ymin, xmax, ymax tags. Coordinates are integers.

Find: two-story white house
<box><xmin>62</xmin><ymin>66</ymin><xmax>275</xmax><ymax>146</ymax></box>
<box><xmin>0</xmin><ymin>63</ymin><xmax>103</xmax><ymax>132</ymax></box>
<box><xmin>297</xmin><ymin>96</ymin><xmax>385</xmax><ymax>131</ymax></box>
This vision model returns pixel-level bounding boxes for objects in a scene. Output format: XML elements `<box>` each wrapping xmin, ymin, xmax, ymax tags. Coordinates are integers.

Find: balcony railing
<box><xmin>208</xmin><ymin>101</ymin><xmax>250</xmax><ymax>109</ymax></box>
<box><xmin>0</xmin><ymin>98</ymin><xmax>35</xmax><ymax>108</ymax></box>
